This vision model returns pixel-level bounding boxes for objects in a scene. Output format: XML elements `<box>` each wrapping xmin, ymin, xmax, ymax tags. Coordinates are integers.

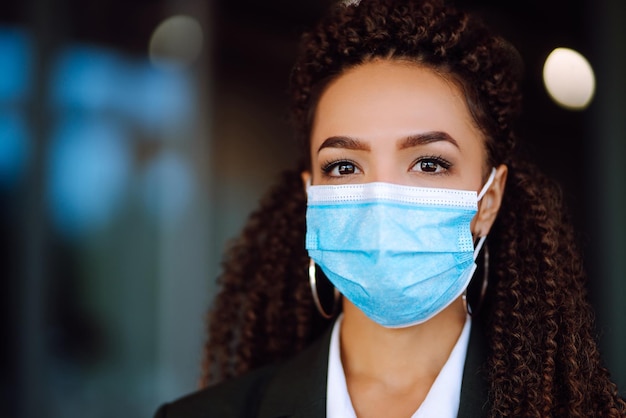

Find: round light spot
<box><xmin>48</xmin><ymin>118</ymin><xmax>131</xmax><ymax>237</ymax></box>
<box><xmin>543</xmin><ymin>47</ymin><xmax>596</xmax><ymax>110</ymax></box>
<box><xmin>149</xmin><ymin>15</ymin><xmax>204</xmax><ymax>71</ymax></box>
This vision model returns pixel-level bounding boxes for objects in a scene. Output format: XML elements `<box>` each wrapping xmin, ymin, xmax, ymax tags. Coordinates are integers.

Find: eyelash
<box><xmin>320</xmin><ymin>155</ymin><xmax>453</xmax><ymax>177</ymax></box>
<box><xmin>411</xmin><ymin>155</ymin><xmax>453</xmax><ymax>173</ymax></box>
<box><xmin>321</xmin><ymin>158</ymin><xmax>360</xmax><ymax>177</ymax></box>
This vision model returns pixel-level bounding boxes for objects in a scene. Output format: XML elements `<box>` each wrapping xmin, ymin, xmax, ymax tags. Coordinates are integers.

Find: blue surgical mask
<box><xmin>305</xmin><ymin>169</ymin><xmax>496</xmax><ymax>328</ymax></box>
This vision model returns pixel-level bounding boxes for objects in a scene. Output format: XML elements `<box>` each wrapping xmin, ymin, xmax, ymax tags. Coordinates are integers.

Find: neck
<box><xmin>339</xmin><ymin>297</ymin><xmax>467</xmax><ymax>388</ymax></box>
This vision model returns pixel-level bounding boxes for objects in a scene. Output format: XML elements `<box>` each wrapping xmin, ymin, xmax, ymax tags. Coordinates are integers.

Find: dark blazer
<box><xmin>155</xmin><ymin>321</ymin><xmax>489</xmax><ymax>418</ymax></box>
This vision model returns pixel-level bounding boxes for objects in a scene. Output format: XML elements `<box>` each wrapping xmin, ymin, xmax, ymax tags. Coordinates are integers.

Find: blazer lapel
<box><xmin>457</xmin><ymin>318</ymin><xmax>490</xmax><ymax>418</ymax></box>
<box><xmin>256</xmin><ymin>317</ymin><xmax>490</xmax><ymax>418</ymax></box>
<box><xmin>258</xmin><ymin>325</ymin><xmax>333</xmax><ymax>418</ymax></box>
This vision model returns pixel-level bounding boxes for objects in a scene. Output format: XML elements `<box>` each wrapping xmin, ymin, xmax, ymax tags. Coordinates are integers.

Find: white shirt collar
<box><xmin>326</xmin><ymin>315</ymin><xmax>472</xmax><ymax>418</ymax></box>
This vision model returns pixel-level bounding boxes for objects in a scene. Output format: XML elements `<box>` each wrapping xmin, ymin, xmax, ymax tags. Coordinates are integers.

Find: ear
<box><xmin>471</xmin><ymin>164</ymin><xmax>508</xmax><ymax>238</ymax></box>
<box><xmin>301</xmin><ymin>171</ymin><xmax>312</xmax><ymax>192</ymax></box>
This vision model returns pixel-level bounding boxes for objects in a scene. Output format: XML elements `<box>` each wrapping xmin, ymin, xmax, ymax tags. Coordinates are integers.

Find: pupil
<box><xmin>338</xmin><ymin>163</ymin><xmax>354</xmax><ymax>175</ymax></box>
<box><xmin>421</xmin><ymin>161</ymin><xmax>437</xmax><ymax>172</ymax></box>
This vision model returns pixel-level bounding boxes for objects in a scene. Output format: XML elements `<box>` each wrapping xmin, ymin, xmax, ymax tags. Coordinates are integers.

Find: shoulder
<box><xmin>154</xmin><ymin>364</ymin><xmax>278</xmax><ymax>418</ymax></box>
<box><xmin>154</xmin><ymin>323</ymin><xmax>334</xmax><ymax>418</ymax></box>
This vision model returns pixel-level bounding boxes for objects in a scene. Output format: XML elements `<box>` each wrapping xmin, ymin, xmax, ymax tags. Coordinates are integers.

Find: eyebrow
<box><xmin>397</xmin><ymin>131</ymin><xmax>460</xmax><ymax>150</ymax></box>
<box><xmin>317</xmin><ymin>131</ymin><xmax>460</xmax><ymax>154</ymax></box>
<box><xmin>317</xmin><ymin>136</ymin><xmax>371</xmax><ymax>154</ymax></box>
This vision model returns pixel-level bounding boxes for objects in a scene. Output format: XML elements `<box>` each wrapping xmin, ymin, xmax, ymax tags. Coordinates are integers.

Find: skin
<box><xmin>302</xmin><ymin>59</ymin><xmax>507</xmax><ymax>417</ymax></box>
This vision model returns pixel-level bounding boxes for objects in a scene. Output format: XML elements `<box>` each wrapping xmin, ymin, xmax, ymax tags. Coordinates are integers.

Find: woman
<box><xmin>156</xmin><ymin>0</ymin><xmax>626</xmax><ymax>416</ymax></box>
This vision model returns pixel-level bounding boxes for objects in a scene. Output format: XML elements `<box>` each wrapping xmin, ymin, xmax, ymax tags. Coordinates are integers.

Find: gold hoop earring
<box><xmin>463</xmin><ymin>243</ymin><xmax>489</xmax><ymax>317</ymax></box>
<box><xmin>308</xmin><ymin>259</ymin><xmax>340</xmax><ymax>319</ymax></box>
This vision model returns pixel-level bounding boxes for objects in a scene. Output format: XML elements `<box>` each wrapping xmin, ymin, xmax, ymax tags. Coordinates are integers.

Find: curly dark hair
<box><xmin>201</xmin><ymin>0</ymin><xmax>626</xmax><ymax>416</ymax></box>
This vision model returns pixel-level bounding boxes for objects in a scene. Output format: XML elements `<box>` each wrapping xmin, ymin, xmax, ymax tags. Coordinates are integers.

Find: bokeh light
<box><xmin>148</xmin><ymin>15</ymin><xmax>204</xmax><ymax>71</ymax></box>
<box><xmin>48</xmin><ymin>116</ymin><xmax>131</xmax><ymax>237</ymax></box>
<box><xmin>50</xmin><ymin>46</ymin><xmax>194</xmax><ymax>134</ymax></box>
<box><xmin>0</xmin><ymin>111</ymin><xmax>30</xmax><ymax>189</ymax></box>
<box><xmin>0</xmin><ymin>27</ymin><xmax>32</xmax><ymax>102</ymax></box>
<box><xmin>543</xmin><ymin>47</ymin><xmax>596</xmax><ymax>110</ymax></box>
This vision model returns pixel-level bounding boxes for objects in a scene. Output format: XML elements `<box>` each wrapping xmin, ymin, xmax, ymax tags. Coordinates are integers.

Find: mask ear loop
<box><xmin>477</xmin><ymin>167</ymin><xmax>497</xmax><ymax>202</ymax></box>
<box><xmin>464</xmin><ymin>168</ymin><xmax>496</xmax><ymax>316</ymax></box>
<box><xmin>464</xmin><ymin>237</ymin><xmax>489</xmax><ymax>316</ymax></box>
<box><xmin>474</xmin><ymin>235</ymin><xmax>487</xmax><ymax>259</ymax></box>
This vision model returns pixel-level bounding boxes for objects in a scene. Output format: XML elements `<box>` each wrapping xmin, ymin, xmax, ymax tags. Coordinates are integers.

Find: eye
<box><xmin>410</xmin><ymin>156</ymin><xmax>452</xmax><ymax>174</ymax></box>
<box><xmin>322</xmin><ymin>160</ymin><xmax>361</xmax><ymax>177</ymax></box>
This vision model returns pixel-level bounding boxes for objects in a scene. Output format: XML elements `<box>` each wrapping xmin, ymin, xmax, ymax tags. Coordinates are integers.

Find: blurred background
<box><xmin>0</xmin><ymin>0</ymin><xmax>624</xmax><ymax>417</ymax></box>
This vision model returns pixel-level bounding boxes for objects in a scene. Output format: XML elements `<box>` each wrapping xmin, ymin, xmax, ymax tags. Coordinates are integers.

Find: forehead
<box><xmin>311</xmin><ymin>59</ymin><xmax>483</xmax><ymax>145</ymax></box>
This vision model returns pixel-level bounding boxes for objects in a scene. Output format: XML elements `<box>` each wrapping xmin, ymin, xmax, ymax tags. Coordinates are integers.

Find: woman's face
<box><xmin>309</xmin><ymin>59</ymin><xmax>488</xmax><ymax>193</ymax></box>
